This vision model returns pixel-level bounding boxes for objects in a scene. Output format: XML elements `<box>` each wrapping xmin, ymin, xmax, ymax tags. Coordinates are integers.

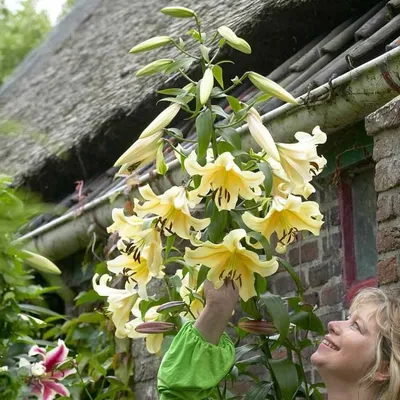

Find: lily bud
<box><xmin>161</xmin><ymin>6</ymin><xmax>196</xmax><ymax>18</ymax></box>
<box><xmin>156</xmin><ymin>301</ymin><xmax>186</xmax><ymax>314</ymax></box>
<box><xmin>114</xmin><ymin>130</ymin><xmax>162</xmax><ymax>168</ymax></box>
<box><xmin>248</xmin><ymin>72</ymin><xmax>297</xmax><ymax>105</ymax></box>
<box><xmin>22</xmin><ymin>250</ymin><xmax>61</xmax><ymax>275</ymax></box>
<box><xmin>135</xmin><ymin>321</ymin><xmax>175</xmax><ymax>334</ymax></box>
<box><xmin>246</xmin><ymin>108</ymin><xmax>280</xmax><ymax>162</ymax></box>
<box><xmin>129</xmin><ymin>36</ymin><xmax>172</xmax><ymax>54</ymax></box>
<box><xmin>136</xmin><ymin>59</ymin><xmax>174</xmax><ymax>77</ymax></box>
<box><xmin>141</xmin><ymin>103</ymin><xmax>181</xmax><ymax>138</ymax></box>
<box><xmin>217</xmin><ymin>26</ymin><xmax>251</xmax><ymax>54</ymax></box>
<box><xmin>199</xmin><ymin>68</ymin><xmax>214</xmax><ymax>105</ymax></box>
<box><xmin>238</xmin><ymin>319</ymin><xmax>277</xmax><ymax>335</ymax></box>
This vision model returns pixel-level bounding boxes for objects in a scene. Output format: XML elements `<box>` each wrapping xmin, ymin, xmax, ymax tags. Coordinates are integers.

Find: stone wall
<box><xmin>365</xmin><ymin>95</ymin><xmax>400</xmax><ymax>293</ymax></box>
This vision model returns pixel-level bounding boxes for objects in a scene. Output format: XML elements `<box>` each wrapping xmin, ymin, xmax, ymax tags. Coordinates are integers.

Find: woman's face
<box><xmin>311</xmin><ymin>304</ymin><xmax>378</xmax><ymax>383</ymax></box>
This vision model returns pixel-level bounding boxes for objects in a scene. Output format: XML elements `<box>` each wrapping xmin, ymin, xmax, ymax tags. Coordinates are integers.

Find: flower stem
<box><xmin>171</xmin><ymin>39</ymin><xmax>201</xmax><ymax>60</ymax></box>
<box><xmin>75</xmin><ymin>364</ymin><xmax>94</xmax><ymax>400</ymax></box>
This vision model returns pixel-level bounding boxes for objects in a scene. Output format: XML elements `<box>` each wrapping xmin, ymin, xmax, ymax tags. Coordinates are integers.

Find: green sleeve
<box><xmin>157</xmin><ymin>321</ymin><xmax>235</xmax><ymax>400</ymax></box>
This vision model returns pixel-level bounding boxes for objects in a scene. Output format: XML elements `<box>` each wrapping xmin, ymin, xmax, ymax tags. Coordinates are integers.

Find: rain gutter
<box><xmin>16</xmin><ymin>45</ymin><xmax>400</xmax><ymax>261</ymax></box>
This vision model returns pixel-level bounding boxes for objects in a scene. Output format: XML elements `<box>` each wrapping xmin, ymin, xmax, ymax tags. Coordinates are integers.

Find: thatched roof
<box><xmin>0</xmin><ymin>0</ymin><xmax>379</xmax><ymax>201</ymax></box>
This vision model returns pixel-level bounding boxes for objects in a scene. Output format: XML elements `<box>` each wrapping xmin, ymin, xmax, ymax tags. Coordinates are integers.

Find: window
<box><xmin>339</xmin><ymin>165</ymin><xmax>378</xmax><ymax>302</ymax></box>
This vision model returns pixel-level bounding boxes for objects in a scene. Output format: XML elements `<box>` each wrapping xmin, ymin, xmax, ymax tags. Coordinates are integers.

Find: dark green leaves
<box><xmin>269</xmin><ymin>359</ymin><xmax>299</xmax><ymax>400</ymax></box>
<box><xmin>257</xmin><ymin>162</ymin><xmax>273</xmax><ymax>197</ymax></box>
<box><xmin>259</xmin><ymin>293</ymin><xmax>289</xmax><ymax>341</ymax></box>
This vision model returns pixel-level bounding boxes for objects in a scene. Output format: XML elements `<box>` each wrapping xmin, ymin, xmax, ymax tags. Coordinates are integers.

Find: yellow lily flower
<box><xmin>176</xmin><ymin>266</ymin><xmax>204</xmax><ymax>318</ymax></box>
<box><xmin>184</xmin><ymin>229</ymin><xmax>278</xmax><ymax>301</ymax></box>
<box><xmin>107</xmin><ymin>247</ymin><xmax>164</xmax><ymax>299</ymax></box>
<box><xmin>242</xmin><ymin>195</ymin><xmax>324</xmax><ymax>252</ymax></box>
<box><xmin>108</xmin><ymin>208</ymin><xmax>163</xmax><ymax>275</ymax></box>
<box><xmin>184</xmin><ymin>151</ymin><xmax>265</xmax><ymax>211</ymax></box>
<box><xmin>247</xmin><ymin>108</ymin><xmax>280</xmax><ymax>162</ymax></box>
<box><xmin>134</xmin><ymin>184</ymin><xmax>210</xmax><ymax>239</ymax></box>
<box><xmin>125</xmin><ymin>304</ymin><xmax>163</xmax><ymax>355</ymax></box>
<box><xmin>266</xmin><ymin>156</ymin><xmax>316</xmax><ymax>199</ymax></box>
<box><xmin>92</xmin><ymin>274</ymin><xmax>139</xmax><ymax>339</ymax></box>
<box><xmin>276</xmin><ymin>126</ymin><xmax>327</xmax><ymax>188</ymax></box>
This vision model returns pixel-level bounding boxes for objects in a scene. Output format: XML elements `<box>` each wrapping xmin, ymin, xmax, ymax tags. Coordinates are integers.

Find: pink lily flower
<box><xmin>28</xmin><ymin>339</ymin><xmax>76</xmax><ymax>400</ymax></box>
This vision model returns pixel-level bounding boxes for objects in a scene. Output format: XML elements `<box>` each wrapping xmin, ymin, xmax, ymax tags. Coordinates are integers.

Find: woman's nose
<box><xmin>328</xmin><ymin>320</ymin><xmax>342</xmax><ymax>334</ymax></box>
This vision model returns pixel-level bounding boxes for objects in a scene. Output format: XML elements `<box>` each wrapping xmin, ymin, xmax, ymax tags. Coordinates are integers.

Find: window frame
<box><xmin>338</xmin><ymin>165</ymin><xmax>377</xmax><ymax>303</ymax></box>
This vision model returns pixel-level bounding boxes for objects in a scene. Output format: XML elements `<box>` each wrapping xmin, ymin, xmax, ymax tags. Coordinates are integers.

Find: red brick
<box><xmin>376</xmin><ymin>226</ymin><xmax>400</xmax><ymax>253</ymax></box>
<box><xmin>288</xmin><ymin>241</ymin><xmax>319</xmax><ymax>265</ymax></box>
<box><xmin>377</xmin><ymin>256</ymin><xmax>398</xmax><ymax>285</ymax></box>
<box><xmin>320</xmin><ymin>283</ymin><xmax>344</xmax><ymax>307</ymax></box>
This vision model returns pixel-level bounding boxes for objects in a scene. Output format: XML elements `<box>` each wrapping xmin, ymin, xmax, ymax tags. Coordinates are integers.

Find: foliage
<box><xmin>0</xmin><ymin>0</ymin><xmax>51</xmax><ymax>85</ymax></box>
<box><xmin>95</xmin><ymin>6</ymin><xmax>328</xmax><ymax>400</ymax></box>
<box><xmin>0</xmin><ymin>180</ymin><xmax>133</xmax><ymax>399</ymax></box>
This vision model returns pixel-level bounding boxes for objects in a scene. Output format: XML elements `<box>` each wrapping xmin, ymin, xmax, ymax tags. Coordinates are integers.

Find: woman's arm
<box><xmin>194</xmin><ymin>279</ymin><xmax>239</xmax><ymax>345</ymax></box>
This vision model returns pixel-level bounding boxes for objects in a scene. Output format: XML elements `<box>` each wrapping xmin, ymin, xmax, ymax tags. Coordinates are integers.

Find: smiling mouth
<box><xmin>322</xmin><ymin>339</ymin><xmax>339</xmax><ymax>351</ymax></box>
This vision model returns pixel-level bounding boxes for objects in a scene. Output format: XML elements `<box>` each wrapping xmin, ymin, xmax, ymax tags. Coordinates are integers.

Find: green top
<box><xmin>157</xmin><ymin>322</ymin><xmax>235</xmax><ymax>400</ymax></box>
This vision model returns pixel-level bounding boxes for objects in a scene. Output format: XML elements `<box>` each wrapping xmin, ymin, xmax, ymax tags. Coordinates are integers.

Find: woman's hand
<box><xmin>194</xmin><ymin>279</ymin><xmax>239</xmax><ymax>345</ymax></box>
<box><xmin>203</xmin><ymin>279</ymin><xmax>239</xmax><ymax>315</ymax></box>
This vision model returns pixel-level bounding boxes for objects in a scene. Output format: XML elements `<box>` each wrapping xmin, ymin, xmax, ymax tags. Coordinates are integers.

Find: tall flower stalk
<box><xmin>94</xmin><ymin>6</ymin><xmax>327</xmax><ymax>399</ymax></box>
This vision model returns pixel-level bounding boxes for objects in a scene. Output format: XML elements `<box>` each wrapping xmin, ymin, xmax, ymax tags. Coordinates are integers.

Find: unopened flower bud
<box><xmin>156</xmin><ymin>301</ymin><xmax>186</xmax><ymax>314</ymax></box>
<box><xmin>238</xmin><ymin>319</ymin><xmax>277</xmax><ymax>335</ymax></box>
<box><xmin>248</xmin><ymin>72</ymin><xmax>297</xmax><ymax>105</ymax></box>
<box><xmin>217</xmin><ymin>26</ymin><xmax>251</xmax><ymax>54</ymax></box>
<box><xmin>135</xmin><ymin>321</ymin><xmax>175</xmax><ymax>334</ymax></box>
<box><xmin>161</xmin><ymin>6</ymin><xmax>196</xmax><ymax>18</ymax></box>
<box><xmin>275</xmin><ymin>243</ymin><xmax>287</xmax><ymax>254</ymax></box>
<box><xmin>31</xmin><ymin>362</ymin><xmax>46</xmax><ymax>377</ymax></box>
<box><xmin>129</xmin><ymin>36</ymin><xmax>172</xmax><ymax>53</ymax></box>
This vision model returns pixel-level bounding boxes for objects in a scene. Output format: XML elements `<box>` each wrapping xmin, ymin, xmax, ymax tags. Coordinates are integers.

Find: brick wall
<box><xmin>268</xmin><ymin>175</ymin><xmax>346</xmax><ymax>383</ymax></box>
<box><xmin>365</xmin><ymin>95</ymin><xmax>400</xmax><ymax>294</ymax></box>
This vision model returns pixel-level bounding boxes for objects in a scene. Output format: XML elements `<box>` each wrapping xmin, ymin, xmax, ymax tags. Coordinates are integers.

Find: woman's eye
<box><xmin>351</xmin><ymin>322</ymin><xmax>360</xmax><ymax>331</ymax></box>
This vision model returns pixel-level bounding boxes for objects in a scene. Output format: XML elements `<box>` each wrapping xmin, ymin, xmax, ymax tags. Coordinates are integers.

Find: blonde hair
<box><xmin>350</xmin><ymin>287</ymin><xmax>400</xmax><ymax>400</ymax></box>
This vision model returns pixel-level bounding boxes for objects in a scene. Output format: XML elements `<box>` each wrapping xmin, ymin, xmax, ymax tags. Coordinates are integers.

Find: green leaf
<box><xmin>211</xmin><ymin>105</ymin><xmax>229</xmax><ymax>118</ymax></box>
<box><xmin>200</xmin><ymin>45</ymin><xmax>210</xmax><ymax>62</ymax></box>
<box><xmin>217</xmin><ymin>140</ymin><xmax>235</xmax><ymax>154</ymax></box>
<box><xmin>164</xmin><ymin>57</ymin><xmax>193</xmax><ymax>74</ymax></box>
<box><xmin>197</xmin><ymin>265</ymin><xmax>209</xmax><ymax>289</ymax></box>
<box><xmin>19</xmin><ymin>304</ymin><xmax>64</xmax><ymax>318</ymax></box>
<box><xmin>244</xmin><ymin>381</ymin><xmax>273</xmax><ymax>400</ymax></box>
<box><xmin>277</xmin><ymin>258</ymin><xmax>303</xmax><ymax>296</ymax></box>
<box><xmin>77</xmin><ymin>312</ymin><xmax>105</xmax><ymax>324</ymax></box>
<box><xmin>259</xmin><ymin>293</ymin><xmax>289</xmax><ymax>341</ymax></box>
<box><xmin>226</xmin><ymin>96</ymin><xmax>241</xmax><ymax>113</ymax></box>
<box><xmin>165</xmin><ymin>235</ymin><xmax>175</xmax><ymax>259</ymax></box>
<box><xmin>75</xmin><ymin>289</ymin><xmax>101</xmax><ymax>306</ymax></box>
<box><xmin>240</xmin><ymin>298</ymin><xmax>262</xmax><ymax>319</ymax></box>
<box><xmin>212</xmin><ymin>65</ymin><xmax>224</xmax><ymax>88</ymax></box>
<box><xmin>254</xmin><ymin>273</ymin><xmax>267</xmax><ymax>296</ymax></box>
<box><xmin>269</xmin><ymin>358</ymin><xmax>299</xmax><ymax>400</ymax></box>
<box><xmin>158</xmin><ymin>97</ymin><xmax>189</xmax><ymax>106</ymax></box>
<box><xmin>290</xmin><ymin>310</ymin><xmax>324</xmax><ymax>334</ymax></box>
<box><xmin>247</xmin><ymin>231</ymin><xmax>273</xmax><ymax>261</ymax></box>
<box><xmin>216</xmin><ymin>127</ymin><xmax>242</xmax><ymax>150</ymax></box>
<box><xmin>196</xmin><ymin>109</ymin><xmax>213</xmax><ymax>160</ymax></box>
<box><xmin>158</xmin><ymin>88</ymin><xmax>188</xmax><ymax>96</ymax></box>
<box><xmin>235</xmin><ymin>343</ymin><xmax>259</xmax><ymax>362</ymax></box>
<box><xmin>257</xmin><ymin>162</ymin><xmax>273</xmax><ymax>197</ymax></box>
<box><xmin>207</xmin><ymin>205</ymin><xmax>228</xmax><ymax>243</ymax></box>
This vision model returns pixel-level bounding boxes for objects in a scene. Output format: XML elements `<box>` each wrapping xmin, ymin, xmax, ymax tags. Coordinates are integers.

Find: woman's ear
<box><xmin>375</xmin><ymin>361</ymin><xmax>390</xmax><ymax>383</ymax></box>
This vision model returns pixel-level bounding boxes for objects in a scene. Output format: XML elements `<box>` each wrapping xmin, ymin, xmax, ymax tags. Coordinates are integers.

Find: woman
<box><xmin>157</xmin><ymin>282</ymin><xmax>400</xmax><ymax>399</ymax></box>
